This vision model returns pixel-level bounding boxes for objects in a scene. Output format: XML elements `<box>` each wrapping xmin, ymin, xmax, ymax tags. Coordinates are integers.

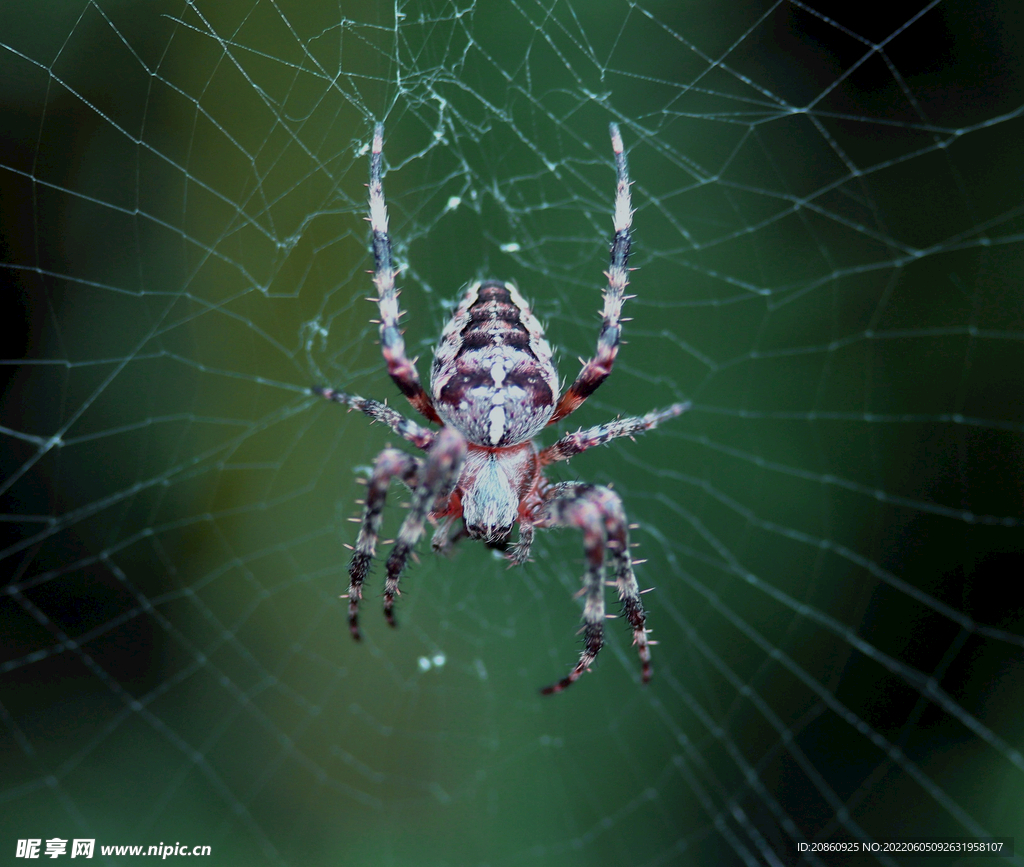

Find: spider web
<box><xmin>2</xmin><ymin>0</ymin><xmax>1023</xmax><ymax>864</ymax></box>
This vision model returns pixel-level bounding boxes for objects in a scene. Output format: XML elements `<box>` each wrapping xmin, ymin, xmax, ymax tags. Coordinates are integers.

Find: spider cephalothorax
<box><xmin>314</xmin><ymin>122</ymin><xmax>688</xmax><ymax>694</ymax></box>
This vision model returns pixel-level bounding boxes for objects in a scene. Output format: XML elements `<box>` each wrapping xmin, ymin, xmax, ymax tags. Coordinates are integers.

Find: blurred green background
<box><xmin>2</xmin><ymin>0</ymin><xmax>1023</xmax><ymax>864</ymax></box>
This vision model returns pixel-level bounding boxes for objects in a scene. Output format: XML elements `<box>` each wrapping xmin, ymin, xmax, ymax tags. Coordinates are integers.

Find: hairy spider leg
<box><xmin>431</xmin><ymin>517</ymin><xmax>470</xmax><ymax>555</ymax></box>
<box><xmin>587</xmin><ymin>484</ymin><xmax>652</xmax><ymax>685</ymax></box>
<box><xmin>383</xmin><ymin>427</ymin><xmax>466</xmax><ymax>627</ymax></box>
<box><xmin>368</xmin><ymin>123</ymin><xmax>442</xmax><ymax>424</ymax></box>
<box><xmin>551</xmin><ymin>122</ymin><xmax>634</xmax><ymax>423</ymax></box>
<box><xmin>507</xmin><ymin>520</ymin><xmax>535</xmax><ymax>565</ymax></box>
<box><xmin>540</xmin><ymin>402</ymin><xmax>690</xmax><ymax>465</ymax></box>
<box><xmin>312</xmin><ymin>387</ymin><xmax>436</xmax><ymax>450</ymax></box>
<box><xmin>347</xmin><ymin>449</ymin><xmax>422</xmax><ymax>639</ymax></box>
<box><xmin>539</xmin><ymin>483</ymin><xmax>651</xmax><ymax>694</ymax></box>
<box><xmin>538</xmin><ymin>486</ymin><xmax>609</xmax><ymax>694</ymax></box>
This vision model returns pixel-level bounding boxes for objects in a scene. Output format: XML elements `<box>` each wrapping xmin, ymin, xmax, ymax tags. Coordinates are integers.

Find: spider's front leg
<box><xmin>431</xmin><ymin>517</ymin><xmax>469</xmax><ymax>556</ymax></box>
<box><xmin>347</xmin><ymin>449</ymin><xmax>422</xmax><ymax>639</ymax></box>
<box><xmin>382</xmin><ymin>426</ymin><xmax>466</xmax><ymax>627</ymax></box>
<box><xmin>507</xmin><ymin>522</ymin><xmax>535</xmax><ymax>566</ymax></box>
<box><xmin>539</xmin><ymin>483</ymin><xmax>651</xmax><ymax>695</ymax></box>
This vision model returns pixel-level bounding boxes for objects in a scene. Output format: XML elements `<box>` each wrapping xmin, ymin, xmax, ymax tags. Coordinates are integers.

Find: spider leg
<box><xmin>550</xmin><ymin>123</ymin><xmax>633</xmax><ymax>424</ymax></box>
<box><xmin>507</xmin><ymin>521</ymin><xmax>535</xmax><ymax>565</ymax></box>
<box><xmin>539</xmin><ymin>483</ymin><xmax>651</xmax><ymax>694</ymax></box>
<box><xmin>347</xmin><ymin>449</ymin><xmax>422</xmax><ymax>640</ymax></box>
<box><xmin>538</xmin><ymin>486</ymin><xmax>606</xmax><ymax>694</ymax></box>
<box><xmin>368</xmin><ymin>123</ymin><xmax>442</xmax><ymax>424</ymax></box>
<box><xmin>383</xmin><ymin>426</ymin><xmax>466</xmax><ymax>627</ymax></box>
<box><xmin>431</xmin><ymin>516</ymin><xmax>469</xmax><ymax>556</ymax></box>
<box><xmin>312</xmin><ymin>386</ymin><xmax>436</xmax><ymax>450</ymax></box>
<box><xmin>540</xmin><ymin>402</ymin><xmax>689</xmax><ymax>465</ymax></box>
<box><xmin>592</xmin><ymin>486</ymin><xmax>653</xmax><ymax>686</ymax></box>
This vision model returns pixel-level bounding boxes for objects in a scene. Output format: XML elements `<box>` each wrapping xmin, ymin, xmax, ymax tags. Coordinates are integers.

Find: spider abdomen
<box><xmin>431</xmin><ymin>280</ymin><xmax>559</xmax><ymax>447</ymax></box>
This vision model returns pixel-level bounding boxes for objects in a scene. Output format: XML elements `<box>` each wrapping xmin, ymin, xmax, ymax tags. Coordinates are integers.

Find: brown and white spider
<box><xmin>314</xmin><ymin>122</ymin><xmax>688</xmax><ymax>694</ymax></box>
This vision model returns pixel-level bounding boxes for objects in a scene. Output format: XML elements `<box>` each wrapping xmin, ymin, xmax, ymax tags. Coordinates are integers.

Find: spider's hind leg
<box><xmin>550</xmin><ymin>123</ymin><xmax>633</xmax><ymax>423</ymax></box>
<box><xmin>367</xmin><ymin>123</ymin><xmax>441</xmax><ymax>424</ymax></box>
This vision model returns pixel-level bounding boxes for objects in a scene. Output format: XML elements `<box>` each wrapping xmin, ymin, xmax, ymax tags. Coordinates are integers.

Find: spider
<box><xmin>314</xmin><ymin>122</ymin><xmax>688</xmax><ymax>694</ymax></box>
